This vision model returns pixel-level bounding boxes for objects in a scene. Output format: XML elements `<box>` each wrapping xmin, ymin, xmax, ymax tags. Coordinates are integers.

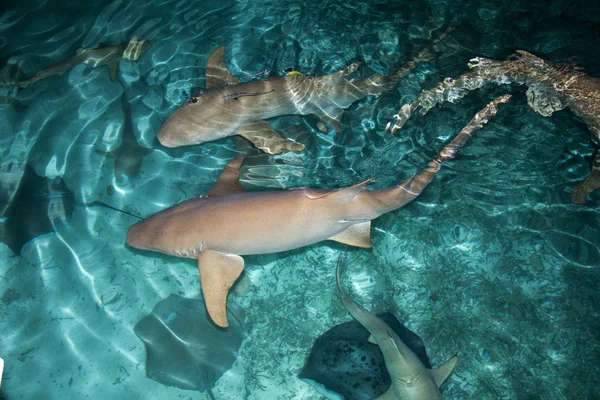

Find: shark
<box><xmin>1</xmin><ymin>36</ymin><xmax>150</xmax><ymax>87</ymax></box>
<box><xmin>386</xmin><ymin>50</ymin><xmax>600</xmax><ymax>203</ymax></box>
<box><xmin>127</xmin><ymin>94</ymin><xmax>511</xmax><ymax>328</ymax></box>
<box><xmin>156</xmin><ymin>30</ymin><xmax>452</xmax><ymax>154</ymax></box>
<box><xmin>0</xmin><ymin>355</ymin><xmax>3</xmax><ymax>389</ymax></box>
<box><xmin>336</xmin><ymin>260</ymin><xmax>458</xmax><ymax>399</ymax></box>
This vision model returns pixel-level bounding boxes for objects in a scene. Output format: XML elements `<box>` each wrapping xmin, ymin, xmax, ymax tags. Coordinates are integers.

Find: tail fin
<box><xmin>351</xmin><ymin>25</ymin><xmax>457</xmax><ymax>95</ymax></box>
<box><xmin>378</xmin><ymin>25</ymin><xmax>458</xmax><ymax>91</ymax></box>
<box><xmin>371</xmin><ymin>94</ymin><xmax>512</xmax><ymax>214</ymax></box>
<box><xmin>0</xmin><ymin>81</ymin><xmax>21</xmax><ymax>88</ymax></box>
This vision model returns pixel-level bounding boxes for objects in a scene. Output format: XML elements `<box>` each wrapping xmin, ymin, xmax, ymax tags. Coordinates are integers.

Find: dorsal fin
<box><xmin>208</xmin><ymin>157</ymin><xmax>246</xmax><ymax>197</ymax></box>
<box><xmin>206</xmin><ymin>46</ymin><xmax>240</xmax><ymax>89</ymax></box>
<box><xmin>431</xmin><ymin>355</ymin><xmax>458</xmax><ymax>387</ymax></box>
<box><xmin>107</xmin><ymin>61</ymin><xmax>117</xmax><ymax>80</ymax></box>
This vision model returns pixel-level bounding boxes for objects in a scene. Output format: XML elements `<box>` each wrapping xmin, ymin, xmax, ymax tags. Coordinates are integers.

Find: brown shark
<box><xmin>386</xmin><ymin>50</ymin><xmax>600</xmax><ymax>203</ymax></box>
<box><xmin>1</xmin><ymin>36</ymin><xmax>150</xmax><ymax>87</ymax></box>
<box><xmin>156</xmin><ymin>31</ymin><xmax>452</xmax><ymax>154</ymax></box>
<box><xmin>127</xmin><ymin>94</ymin><xmax>511</xmax><ymax>328</ymax></box>
<box><xmin>336</xmin><ymin>261</ymin><xmax>457</xmax><ymax>399</ymax></box>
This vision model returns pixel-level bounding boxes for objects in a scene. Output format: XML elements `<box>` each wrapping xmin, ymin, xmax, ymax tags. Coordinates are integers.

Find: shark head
<box><xmin>157</xmin><ymin>90</ymin><xmax>239</xmax><ymax>148</ymax></box>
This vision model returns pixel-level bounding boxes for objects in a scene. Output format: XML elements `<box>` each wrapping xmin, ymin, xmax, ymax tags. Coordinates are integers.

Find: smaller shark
<box><xmin>96</xmin><ymin>92</ymin><xmax>152</xmax><ymax>182</ymax></box>
<box><xmin>1</xmin><ymin>36</ymin><xmax>150</xmax><ymax>87</ymax></box>
<box><xmin>156</xmin><ymin>29</ymin><xmax>452</xmax><ymax>153</ymax></box>
<box><xmin>126</xmin><ymin>94</ymin><xmax>510</xmax><ymax>328</ymax></box>
<box><xmin>336</xmin><ymin>261</ymin><xmax>458</xmax><ymax>400</ymax></box>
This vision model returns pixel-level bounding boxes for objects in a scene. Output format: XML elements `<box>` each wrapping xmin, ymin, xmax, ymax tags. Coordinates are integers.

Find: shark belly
<box><xmin>127</xmin><ymin>190</ymin><xmax>354</xmax><ymax>257</ymax></box>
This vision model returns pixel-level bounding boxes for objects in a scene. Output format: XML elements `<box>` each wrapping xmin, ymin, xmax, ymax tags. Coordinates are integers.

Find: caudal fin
<box><xmin>378</xmin><ymin>25</ymin><xmax>458</xmax><ymax>92</ymax></box>
<box><xmin>373</xmin><ymin>94</ymin><xmax>512</xmax><ymax>214</ymax></box>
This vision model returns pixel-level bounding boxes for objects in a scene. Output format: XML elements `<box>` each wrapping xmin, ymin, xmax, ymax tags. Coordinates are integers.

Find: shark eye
<box><xmin>188</xmin><ymin>97</ymin><xmax>198</xmax><ymax>104</ymax></box>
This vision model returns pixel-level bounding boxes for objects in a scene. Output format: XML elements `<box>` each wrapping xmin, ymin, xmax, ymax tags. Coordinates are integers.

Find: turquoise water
<box><xmin>0</xmin><ymin>0</ymin><xmax>599</xmax><ymax>399</ymax></box>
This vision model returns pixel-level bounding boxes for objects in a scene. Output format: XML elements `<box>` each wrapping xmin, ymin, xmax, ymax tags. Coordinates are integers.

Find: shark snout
<box><xmin>157</xmin><ymin>131</ymin><xmax>177</xmax><ymax>148</ymax></box>
<box><xmin>126</xmin><ymin>222</ymin><xmax>147</xmax><ymax>249</ymax></box>
<box><xmin>156</xmin><ymin>123</ymin><xmax>183</xmax><ymax>148</ymax></box>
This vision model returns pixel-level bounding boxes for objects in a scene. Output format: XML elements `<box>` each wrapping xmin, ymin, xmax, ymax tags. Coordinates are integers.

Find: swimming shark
<box><xmin>336</xmin><ymin>261</ymin><xmax>458</xmax><ymax>399</ymax></box>
<box><xmin>1</xmin><ymin>36</ymin><xmax>150</xmax><ymax>87</ymax></box>
<box><xmin>156</xmin><ymin>30</ymin><xmax>452</xmax><ymax>154</ymax></box>
<box><xmin>127</xmin><ymin>94</ymin><xmax>511</xmax><ymax>328</ymax></box>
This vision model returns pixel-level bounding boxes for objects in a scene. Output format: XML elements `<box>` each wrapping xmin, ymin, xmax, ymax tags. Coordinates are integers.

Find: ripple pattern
<box><xmin>0</xmin><ymin>0</ymin><xmax>599</xmax><ymax>399</ymax></box>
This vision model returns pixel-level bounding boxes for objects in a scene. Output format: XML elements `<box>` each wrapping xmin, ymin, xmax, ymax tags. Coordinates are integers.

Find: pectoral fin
<box><xmin>431</xmin><ymin>355</ymin><xmax>459</xmax><ymax>388</ymax></box>
<box><xmin>312</xmin><ymin>106</ymin><xmax>344</xmax><ymax>133</ymax></box>
<box><xmin>208</xmin><ymin>156</ymin><xmax>246</xmax><ymax>197</ymax></box>
<box><xmin>197</xmin><ymin>250</ymin><xmax>245</xmax><ymax>328</ymax></box>
<box><xmin>237</xmin><ymin>120</ymin><xmax>305</xmax><ymax>154</ymax></box>
<box><xmin>206</xmin><ymin>46</ymin><xmax>241</xmax><ymax>88</ymax></box>
<box><xmin>108</xmin><ymin>62</ymin><xmax>117</xmax><ymax>80</ymax></box>
<box><xmin>328</xmin><ymin>221</ymin><xmax>372</xmax><ymax>248</ymax></box>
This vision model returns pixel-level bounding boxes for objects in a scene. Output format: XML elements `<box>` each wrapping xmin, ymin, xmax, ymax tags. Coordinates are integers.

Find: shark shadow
<box><xmin>0</xmin><ymin>36</ymin><xmax>150</xmax><ymax>88</ymax></box>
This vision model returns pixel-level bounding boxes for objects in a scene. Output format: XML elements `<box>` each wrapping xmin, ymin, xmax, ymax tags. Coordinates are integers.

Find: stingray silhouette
<box><xmin>134</xmin><ymin>294</ymin><xmax>243</xmax><ymax>394</ymax></box>
<box><xmin>299</xmin><ymin>313</ymin><xmax>431</xmax><ymax>400</ymax></box>
<box><xmin>0</xmin><ymin>163</ymin><xmax>75</xmax><ymax>255</ymax></box>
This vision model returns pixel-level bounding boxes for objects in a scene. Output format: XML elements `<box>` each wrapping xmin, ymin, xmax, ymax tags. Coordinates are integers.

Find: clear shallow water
<box><xmin>0</xmin><ymin>0</ymin><xmax>599</xmax><ymax>399</ymax></box>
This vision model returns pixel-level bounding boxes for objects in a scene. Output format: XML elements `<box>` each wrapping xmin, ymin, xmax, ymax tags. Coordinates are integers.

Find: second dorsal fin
<box><xmin>304</xmin><ymin>178</ymin><xmax>373</xmax><ymax>201</ymax></box>
<box><xmin>206</xmin><ymin>46</ymin><xmax>241</xmax><ymax>89</ymax></box>
<box><xmin>208</xmin><ymin>157</ymin><xmax>246</xmax><ymax>197</ymax></box>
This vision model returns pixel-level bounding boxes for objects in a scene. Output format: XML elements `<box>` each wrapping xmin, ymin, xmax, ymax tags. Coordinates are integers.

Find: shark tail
<box><xmin>0</xmin><ymin>77</ymin><xmax>34</xmax><ymax>88</ymax></box>
<box><xmin>569</xmin><ymin>150</ymin><xmax>600</xmax><ymax>203</ymax></box>
<box><xmin>363</xmin><ymin>25</ymin><xmax>458</xmax><ymax>94</ymax></box>
<box><xmin>0</xmin><ymin>81</ymin><xmax>21</xmax><ymax>87</ymax></box>
<box><xmin>335</xmin><ymin>253</ymin><xmax>368</xmax><ymax>321</ymax></box>
<box><xmin>371</xmin><ymin>94</ymin><xmax>512</xmax><ymax>214</ymax></box>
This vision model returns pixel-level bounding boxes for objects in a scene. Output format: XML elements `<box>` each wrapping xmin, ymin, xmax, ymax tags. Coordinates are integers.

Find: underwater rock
<box><xmin>134</xmin><ymin>294</ymin><xmax>243</xmax><ymax>391</ymax></box>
